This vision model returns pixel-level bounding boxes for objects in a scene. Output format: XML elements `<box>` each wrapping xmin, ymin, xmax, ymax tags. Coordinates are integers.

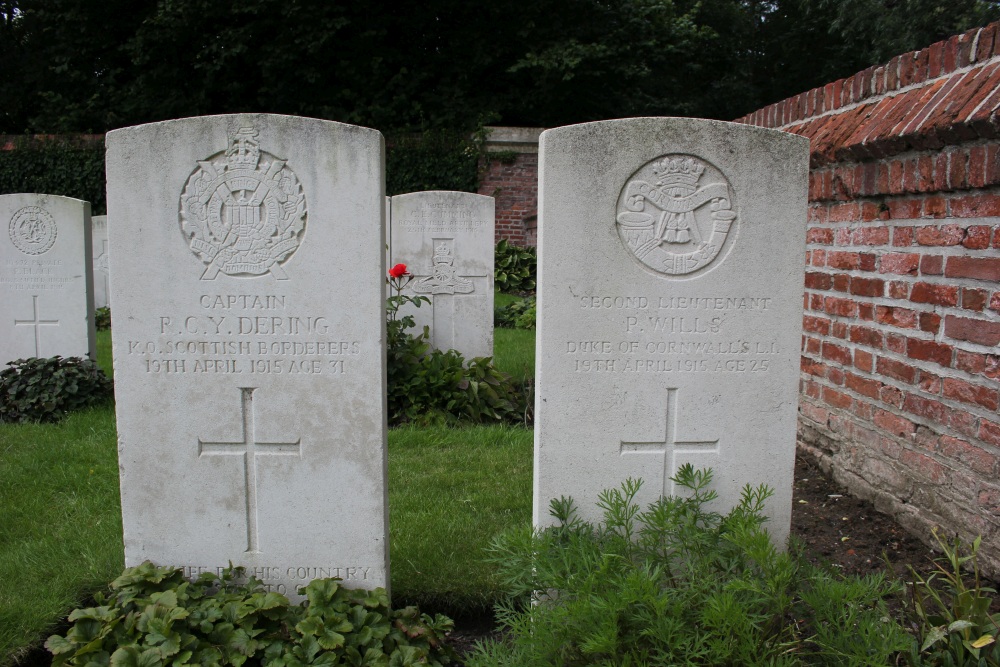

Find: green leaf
<box><xmin>922</xmin><ymin>625</ymin><xmax>948</xmax><ymax>651</ymax></box>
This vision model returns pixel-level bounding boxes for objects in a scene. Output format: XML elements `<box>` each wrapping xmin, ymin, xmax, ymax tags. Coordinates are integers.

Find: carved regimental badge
<box><xmin>180</xmin><ymin>126</ymin><xmax>307</xmax><ymax>280</ymax></box>
<box><xmin>9</xmin><ymin>206</ymin><xmax>57</xmax><ymax>255</ymax></box>
<box><xmin>411</xmin><ymin>241</ymin><xmax>475</xmax><ymax>295</ymax></box>
<box><xmin>616</xmin><ymin>155</ymin><xmax>737</xmax><ymax>276</ymax></box>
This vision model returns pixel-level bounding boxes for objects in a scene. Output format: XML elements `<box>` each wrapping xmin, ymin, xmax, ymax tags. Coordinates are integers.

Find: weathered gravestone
<box><xmin>91</xmin><ymin>215</ymin><xmax>110</xmax><ymax>309</ymax></box>
<box><xmin>0</xmin><ymin>194</ymin><xmax>96</xmax><ymax>366</ymax></box>
<box><xmin>389</xmin><ymin>192</ymin><xmax>494</xmax><ymax>359</ymax></box>
<box><xmin>534</xmin><ymin>118</ymin><xmax>808</xmax><ymax>545</ymax></box>
<box><xmin>107</xmin><ymin>115</ymin><xmax>389</xmax><ymax>598</ymax></box>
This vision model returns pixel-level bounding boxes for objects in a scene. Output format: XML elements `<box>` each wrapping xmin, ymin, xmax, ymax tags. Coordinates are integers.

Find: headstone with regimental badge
<box><xmin>0</xmin><ymin>193</ymin><xmax>96</xmax><ymax>366</ymax></box>
<box><xmin>388</xmin><ymin>191</ymin><xmax>494</xmax><ymax>359</ymax></box>
<box><xmin>107</xmin><ymin>115</ymin><xmax>389</xmax><ymax>599</ymax></box>
<box><xmin>534</xmin><ymin>118</ymin><xmax>808</xmax><ymax>545</ymax></box>
<box><xmin>91</xmin><ymin>215</ymin><xmax>110</xmax><ymax>309</ymax></box>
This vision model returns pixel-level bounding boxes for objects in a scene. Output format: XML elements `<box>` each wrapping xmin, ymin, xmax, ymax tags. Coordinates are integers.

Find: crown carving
<box><xmin>652</xmin><ymin>157</ymin><xmax>705</xmax><ymax>188</ymax></box>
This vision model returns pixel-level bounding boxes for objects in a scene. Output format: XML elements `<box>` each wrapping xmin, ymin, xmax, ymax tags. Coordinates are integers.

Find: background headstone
<box><xmin>534</xmin><ymin>118</ymin><xmax>808</xmax><ymax>545</ymax></box>
<box><xmin>92</xmin><ymin>214</ymin><xmax>110</xmax><ymax>309</ymax></box>
<box><xmin>389</xmin><ymin>191</ymin><xmax>494</xmax><ymax>359</ymax></box>
<box><xmin>0</xmin><ymin>193</ymin><xmax>96</xmax><ymax>366</ymax></box>
<box><xmin>107</xmin><ymin>114</ymin><xmax>389</xmax><ymax>598</ymax></box>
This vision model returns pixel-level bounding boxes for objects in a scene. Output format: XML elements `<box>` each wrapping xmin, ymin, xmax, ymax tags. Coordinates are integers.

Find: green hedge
<box><xmin>0</xmin><ymin>129</ymin><xmax>483</xmax><ymax>212</ymax></box>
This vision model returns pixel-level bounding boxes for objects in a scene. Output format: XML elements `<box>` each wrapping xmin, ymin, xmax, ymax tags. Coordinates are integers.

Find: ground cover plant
<box><xmin>0</xmin><ymin>356</ymin><xmax>112</xmax><ymax>424</ymax></box>
<box><xmin>493</xmin><ymin>241</ymin><xmax>535</xmax><ymax>294</ymax></box>
<box><xmin>493</xmin><ymin>295</ymin><xmax>534</xmax><ymax>330</ymax></box>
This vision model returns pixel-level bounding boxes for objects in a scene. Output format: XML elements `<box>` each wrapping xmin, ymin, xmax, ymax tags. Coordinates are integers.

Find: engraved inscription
<box><xmin>8</xmin><ymin>206</ymin><xmax>57</xmax><ymax>256</ymax></box>
<box><xmin>401</xmin><ymin>205</ymin><xmax>484</xmax><ymax>233</ymax></box>
<box><xmin>14</xmin><ymin>295</ymin><xmax>59</xmax><ymax>356</ymax></box>
<box><xmin>620</xmin><ymin>388</ymin><xmax>720</xmax><ymax>496</ymax></box>
<box><xmin>180</xmin><ymin>126</ymin><xmax>307</xmax><ymax>280</ymax></box>
<box><xmin>616</xmin><ymin>155</ymin><xmax>737</xmax><ymax>276</ymax></box>
<box><xmin>176</xmin><ymin>564</ymin><xmax>374</xmax><ymax>593</ymax></box>
<box><xmin>198</xmin><ymin>387</ymin><xmax>301</xmax><ymax>553</ymax></box>
<box><xmin>1</xmin><ymin>258</ymin><xmax>70</xmax><ymax>291</ymax></box>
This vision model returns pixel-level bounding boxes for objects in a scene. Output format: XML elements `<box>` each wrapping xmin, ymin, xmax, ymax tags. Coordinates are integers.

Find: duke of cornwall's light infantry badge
<box><xmin>180</xmin><ymin>126</ymin><xmax>307</xmax><ymax>280</ymax></box>
<box><xmin>615</xmin><ymin>154</ymin><xmax>738</xmax><ymax>277</ymax></box>
<box><xmin>9</xmin><ymin>206</ymin><xmax>57</xmax><ymax>256</ymax></box>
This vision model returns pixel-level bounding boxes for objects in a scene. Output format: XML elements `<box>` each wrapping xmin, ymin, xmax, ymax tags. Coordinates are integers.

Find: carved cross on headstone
<box><xmin>619</xmin><ymin>387</ymin><xmax>720</xmax><ymax>496</ymax></box>
<box><xmin>198</xmin><ymin>387</ymin><xmax>301</xmax><ymax>553</ymax></box>
<box><xmin>14</xmin><ymin>295</ymin><xmax>60</xmax><ymax>357</ymax></box>
<box><xmin>95</xmin><ymin>238</ymin><xmax>110</xmax><ymax>306</ymax></box>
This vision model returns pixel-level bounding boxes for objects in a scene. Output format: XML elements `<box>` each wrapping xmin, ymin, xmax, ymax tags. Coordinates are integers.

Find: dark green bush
<box><xmin>94</xmin><ymin>307</ymin><xmax>111</xmax><ymax>331</ymax></box>
<box><xmin>0</xmin><ymin>356</ymin><xmax>113</xmax><ymax>423</ymax></box>
<box><xmin>0</xmin><ymin>138</ymin><xmax>106</xmax><ymax>214</ymax></box>
<box><xmin>494</xmin><ymin>296</ymin><xmax>535</xmax><ymax>329</ymax></box>
<box><xmin>46</xmin><ymin>562</ymin><xmax>456</xmax><ymax>667</ymax></box>
<box><xmin>494</xmin><ymin>240</ymin><xmax>536</xmax><ymax>294</ymax></box>
<box><xmin>386</xmin><ymin>129</ymin><xmax>481</xmax><ymax>196</ymax></box>
<box><xmin>387</xmin><ymin>276</ymin><xmax>526</xmax><ymax>426</ymax></box>
<box><xmin>470</xmin><ymin>466</ymin><xmax>912</xmax><ymax>666</ymax></box>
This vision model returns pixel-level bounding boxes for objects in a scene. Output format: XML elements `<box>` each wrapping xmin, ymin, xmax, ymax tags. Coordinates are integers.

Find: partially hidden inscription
<box><xmin>616</xmin><ymin>155</ymin><xmax>737</xmax><ymax>276</ymax></box>
<box><xmin>8</xmin><ymin>206</ymin><xmax>57</xmax><ymax>256</ymax></box>
<box><xmin>180</xmin><ymin>126</ymin><xmax>307</xmax><ymax>280</ymax></box>
<box><xmin>177</xmin><ymin>565</ymin><xmax>374</xmax><ymax>594</ymax></box>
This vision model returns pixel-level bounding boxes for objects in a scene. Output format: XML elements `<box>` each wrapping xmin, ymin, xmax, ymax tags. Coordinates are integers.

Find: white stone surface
<box><xmin>389</xmin><ymin>191</ymin><xmax>494</xmax><ymax>359</ymax></box>
<box><xmin>534</xmin><ymin>118</ymin><xmax>808</xmax><ymax>546</ymax></box>
<box><xmin>0</xmin><ymin>194</ymin><xmax>95</xmax><ymax>366</ymax></box>
<box><xmin>91</xmin><ymin>215</ymin><xmax>110</xmax><ymax>309</ymax></box>
<box><xmin>107</xmin><ymin>114</ymin><xmax>388</xmax><ymax>598</ymax></box>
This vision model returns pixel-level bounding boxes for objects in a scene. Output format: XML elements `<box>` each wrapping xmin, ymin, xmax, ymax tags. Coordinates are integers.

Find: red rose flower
<box><xmin>388</xmin><ymin>263</ymin><xmax>409</xmax><ymax>279</ymax></box>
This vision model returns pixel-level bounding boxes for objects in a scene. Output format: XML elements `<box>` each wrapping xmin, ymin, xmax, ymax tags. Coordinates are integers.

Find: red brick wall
<box><xmin>477</xmin><ymin>153</ymin><xmax>538</xmax><ymax>247</ymax></box>
<box><xmin>737</xmin><ymin>23</ymin><xmax>1000</xmax><ymax>571</ymax></box>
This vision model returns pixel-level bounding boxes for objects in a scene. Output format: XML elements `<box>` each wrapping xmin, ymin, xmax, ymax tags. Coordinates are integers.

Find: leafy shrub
<box><xmin>0</xmin><ymin>356</ymin><xmax>113</xmax><ymax>423</ymax></box>
<box><xmin>387</xmin><ymin>269</ymin><xmax>527</xmax><ymax>426</ymax></box>
<box><xmin>386</xmin><ymin>129</ymin><xmax>481</xmax><ymax>196</ymax></box>
<box><xmin>94</xmin><ymin>307</ymin><xmax>111</xmax><ymax>331</ymax></box>
<box><xmin>903</xmin><ymin>529</ymin><xmax>1000</xmax><ymax>666</ymax></box>
<box><xmin>494</xmin><ymin>240</ymin><xmax>536</xmax><ymax>294</ymax></box>
<box><xmin>46</xmin><ymin>562</ymin><xmax>457</xmax><ymax>667</ymax></box>
<box><xmin>0</xmin><ymin>138</ymin><xmax>106</xmax><ymax>214</ymax></box>
<box><xmin>469</xmin><ymin>466</ymin><xmax>911</xmax><ymax>666</ymax></box>
<box><xmin>494</xmin><ymin>296</ymin><xmax>535</xmax><ymax>329</ymax></box>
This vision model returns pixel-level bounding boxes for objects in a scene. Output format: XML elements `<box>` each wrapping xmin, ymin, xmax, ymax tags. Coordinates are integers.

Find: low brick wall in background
<box><xmin>478</xmin><ymin>127</ymin><xmax>542</xmax><ymax>247</ymax></box>
<box><xmin>737</xmin><ymin>22</ymin><xmax>1000</xmax><ymax>572</ymax></box>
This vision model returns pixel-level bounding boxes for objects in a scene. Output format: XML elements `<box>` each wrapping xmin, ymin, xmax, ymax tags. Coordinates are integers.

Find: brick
<box><xmin>850</xmin><ymin>226</ymin><xmax>890</xmax><ymax>245</ymax></box>
<box><xmin>854</xmin><ymin>349</ymin><xmax>874</xmax><ymax>372</ymax></box>
<box><xmin>805</xmin><ymin>336</ymin><xmax>821</xmax><ymax>354</ymax></box>
<box><xmin>956</xmin><ymin>349</ymin><xmax>987</xmax><ymax>375</ymax></box>
<box><xmin>858</xmin><ymin>302</ymin><xmax>875</xmax><ymax>321</ymax></box>
<box><xmin>861</xmin><ymin>202</ymin><xmax>881</xmax><ymax>221</ymax></box>
<box><xmin>888</xmin><ymin>281</ymin><xmax>910</xmax><ymax>299</ymax></box>
<box><xmin>918</xmin><ymin>370</ymin><xmax>942</xmax><ymax>394</ymax></box>
<box><xmin>948</xmin><ymin>407</ymin><xmax>980</xmax><ymax>438</ymax></box>
<box><xmin>881</xmin><ymin>384</ymin><xmax>905</xmax><ymax>407</ymax></box>
<box><xmin>979</xmin><ymin>420</ymin><xmax>1000</xmax><ymax>447</ymax></box>
<box><xmin>846</xmin><ymin>372</ymin><xmax>881</xmax><ymax>399</ymax></box>
<box><xmin>888</xmin><ymin>198</ymin><xmax>923</xmax><ymax>219</ymax></box>
<box><xmin>907</xmin><ymin>338</ymin><xmax>954</xmax><ymax>366</ymax></box>
<box><xmin>904</xmin><ymin>392</ymin><xmax>949</xmax><ymax>422</ymax></box>
<box><xmin>915</xmin><ymin>224</ymin><xmax>965</xmax><ymax>246</ymax></box>
<box><xmin>879</xmin><ymin>253</ymin><xmax>920</xmax><ymax>275</ymax></box>
<box><xmin>826</xmin><ymin>251</ymin><xmax>861</xmax><ymax>270</ymax></box>
<box><xmin>801</xmin><ymin>356</ymin><xmax>826</xmax><ymax>377</ymax></box>
<box><xmin>823</xmin><ymin>386</ymin><xmax>853</xmax><ymax>410</ymax></box>
<box><xmin>800</xmin><ymin>401</ymin><xmax>829</xmax><ymax>425</ymax></box>
<box><xmin>892</xmin><ymin>226</ymin><xmax>914</xmax><ymax>247</ymax></box>
<box><xmin>876</xmin><ymin>305</ymin><xmax>917</xmax><ymax>327</ymax></box>
<box><xmin>834</xmin><ymin>227</ymin><xmax>851</xmax><ymax>245</ymax></box>
<box><xmin>875</xmin><ymin>409</ymin><xmax>916</xmax><ymax>437</ymax></box>
<box><xmin>886</xmin><ymin>332</ymin><xmax>908</xmax><ymax>353</ymax></box>
<box><xmin>823</xmin><ymin>296</ymin><xmax>858</xmax><ymax>317</ymax></box>
<box><xmin>850</xmin><ymin>277</ymin><xmax>885</xmax><ymax>297</ymax></box>
<box><xmin>943</xmin><ymin>377</ymin><xmax>1000</xmax><ymax>410</ymax></box>
<box><xmin>831</xmin><ymin>321</ymin><xmax>848</xmax><ymax>339</ymax></box>
<box><xmin>963</xmin><ymin>225</ymin><xmax>993</xmax><ymax>249</ymax></box>
<box><xmin>807</xmin><ymin>227</ymin><xmax>834</xmax><ymax>244</ymax></box>
<box><xmin>853</xmin><ymin>400</ymin><xmax>874</xmax><ymax>421</ymax></box>
<box><xmin>810</xmin><ymin>249</ymin><xmax>826</xmax><ymax>266</ymax></box>
<box><xmin>961</xmin><ymin>288</ymin><xmax>988</xmax><ymax>311</ymax></box>
<box><xmin>919</xmin><ymin>312</ymin><xmax>942</xmax><ymax>333</ymax></box>
<box><xmin>945</xmin><ymin>315</ymin><xmax>1000</xmax><ymax>346</ymax></box>
<box><xmin>910</xmin><ymin>282</ymin><xmax>958</xmax><ymax>306</ymax></box>
<box><xmin>939</xmin><ymin>436</ymin><xmax>997</xmax><ymax>475</ymax></box>
<box><xmin>991</xmin><ymin>292</ymin><xmax>1000</xmax><ymax>313</ymax></box>
<box><xmin>822</xmin><ymin>341</ymin><xmax>853</xmax><ymax>365</ymax></box>
<box><xmin>828</xmin><ymin>367</ymin><xmax>846</xmax><ymax>385</ymax></box>
<box><xmin>986</xmin><ymin>354</ymin><xmax>1000</xmax><ymax>380</ymax></box>
<box><xmin>945</xmin><ymin>256</ymin><xmax>1000</xmax><ymax>281</ymax></box>
<box><xmin>970</xmin><ymin>145</ymin><xmax>987</xmax><ymax>187</ymax></box>
<box><xmin>804</xmin><ymin>271</ymin><xmax>832</xmax><ymax>290</ymax></box>
<box><xmin>829</xmin><ymin>202</ymin><xmax>861</xmax><ymax>222</ymax></box>
<box><xmin>899</xmin><ymin>450</ymin><xmax>948</xmax><ymax>484</ymax></box>
<box><xmin>850</xmin><ymin>325</ymin><xmax>884</xmax><ymax>347</ymax></box>
<box><xmin>920</xmin><ymin>255</ymin><xmax>943</xmax><ymax>275</ymax></box>
<box><xmin>802</xmin><ymin>315</ymin><xmax>831</xmax><ymax>335</ymax></box>
<box><xmin>877</xmin><ymin>356</ymin><xmax>917</xmax><ymax>383</ymax></box>
<box><xmin>923</xmin><ymin>196</ymin><xmax>947</xmax><ymax>218</ymax></box>
<box><xmin>860</xmin><ymin>253</ymin><xmax>877</xmax><ymax>271</ymax></box>
<box><xmin>833</xmin><ymin>274</ymin><xmax>850</xmax><ymax>292</ymax></box>
<box><xmin>950</xmin><ymin>193</ymin><xmax>1000</xmax><ymax>217</ymax></box>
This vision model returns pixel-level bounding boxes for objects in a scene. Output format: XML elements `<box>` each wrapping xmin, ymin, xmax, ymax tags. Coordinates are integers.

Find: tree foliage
<box><xmin>2</xmin><ymin>0</ymin><xmax>999</xmax><ymax>134</ymax></box>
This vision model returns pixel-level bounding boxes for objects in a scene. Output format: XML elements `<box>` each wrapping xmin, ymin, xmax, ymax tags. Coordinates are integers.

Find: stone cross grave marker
<box><xmin>0</xmin><ymin>194</ymin><xmax>96</xmax><ymax>366</ymax></box>
<box><xmin>534</xmin><ymin>118</ymin><xmax>808</xmax><ymax>546</ymax></box>
<box><xmin>107</xmin><ymin>115</ymin><xmax>389</xmax><ymax>599</ymax></box>
<box><xmin>389</xmin><ymin>191</ymin><xmax>494</xmax><ymax>359</ymax></box>
<box><xmin>92</xmin><ymin>214</ymin><xmax>110</xmax><ymax>309</ymax></box>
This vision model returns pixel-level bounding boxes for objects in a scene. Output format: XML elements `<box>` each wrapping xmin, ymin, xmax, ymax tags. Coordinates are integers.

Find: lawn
<box><xmin>0</xmin><ymin>322</ymin><xmax>535</xmax><ymax>665</ymax></box>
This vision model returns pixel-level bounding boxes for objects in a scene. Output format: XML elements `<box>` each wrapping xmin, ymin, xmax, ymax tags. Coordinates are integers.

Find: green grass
<box><xmin>493</xmin><ymin>328</ymin><xmax>535</xmax><ymax>385</ymax></box>
<box><xmin>0</xmin><ymin>327</ymin><xmax>536</xmax><ymax>664</ymax></box>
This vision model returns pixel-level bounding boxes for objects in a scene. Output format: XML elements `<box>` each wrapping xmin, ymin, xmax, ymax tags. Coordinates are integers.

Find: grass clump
<box><xmin>470</xmin><ymin>465</ymin><xmax>911</xmax><ymax>667</ymax></box>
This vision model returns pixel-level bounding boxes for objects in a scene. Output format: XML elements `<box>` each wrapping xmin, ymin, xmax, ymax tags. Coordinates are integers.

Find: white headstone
<box><xmin>534</xmin><ymin>118</ymin><xmax>808</xmax><ymax>545</ymax></box>
<box><xmin>107</xmin><ymin>114</ymin><xmax>389</xmax><ymax>598</ymax></box>
<box><xmin>91</xmin><ymin>215</ymin><xmax>110</xmax><ymax>309</ymax></box>
<box><xmin>0</xmin><ymin>194</ymin><xmax>96</xmax><ymax>366</ymax></box>
<box><xmin>389</xmin><ymin>191</ymin><xmax>494</xmax><ymax>359</ymax></box>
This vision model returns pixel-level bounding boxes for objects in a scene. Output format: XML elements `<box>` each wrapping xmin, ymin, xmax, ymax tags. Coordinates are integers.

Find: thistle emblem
<box><xmin>616</xmin><ymin>154</ymin><xmax>737</xmax><ymax>277</ymax></box>
<box><xmin>180</xmin><ymin>126</ymin><xmax>307</xmax><ymax>280</ymax></box>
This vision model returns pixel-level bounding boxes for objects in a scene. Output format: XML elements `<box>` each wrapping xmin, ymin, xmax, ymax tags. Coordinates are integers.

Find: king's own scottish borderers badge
<box><xmin>180</xmin><ymin>126</ymin><xmax>307</xmax><ymax>280</ymax></box>
<box><xmin>9</xmin><ymin>206</ymin><xmax>57</xmax><ymax>256</ymax></box>
<box><xmin>615</xmin><ymin>154</ymin><xmax>738</xmax><ymax>277</ymax></box>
